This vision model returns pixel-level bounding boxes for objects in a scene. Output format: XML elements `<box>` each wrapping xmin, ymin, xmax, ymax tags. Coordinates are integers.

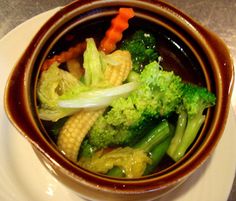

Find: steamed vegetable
<box><xmin>83</xmin><ymin>38</ymin><xmax>106</xmax><ymax>86</ymax></box>
<box><xmin>143</xmin><ymin>135</ymin><xmax>173</xmax><ymax>175</ymax></box>
<box><xmin>37</xmin><ymin>39</ymin><xmax>133</xmax><ymax>121</ymax></box>
<box><xmin>37</xmin><ymin>62</ymin><xmax>85</xmax><ymax>121</ymax></box>
<box><xmin>58</xmin><ymin>81</ymin><xmax>138</xmax><ymax>109</ymax></box>
<box><xmin>79</xmin><ymin>120</ymin><xmax>171</xmax><ymax>178</ymax></box>
<box><xmin>79</xmin><ymin>147</ymin><xmax>150</xmax><ymax>178</ymax></box>
<box><xmin>57</xmin><ymin>109</ymin><xmax>104</xmax><ymax>161</ymax></box>
<box><xmin>121</xmin><ymin>30</ymin><xmax>159</xmax><ymax>72</ymax></box>
<box><xmin>41</xmin><ymin>41</ymin><xmax>86</xmax><ymax>71</ymax></box>
<box><xmin>88</xmin><ymin>61</ymin><xmax>183</xmax><ymax>149</ymax></box>
<box><xmin>100</xmin><ymin>8</ymin><xmax>135</xmax><ymax>53</ymax></box>
<box><xmin>57</xmin><ymin>39</ymin><xmax>132</xmax><ymax>161</ymax></box>
<box><xmin>167</xmin><ymin>83</ymin><xmax>216</xmax><ymax>161</ymax></box>
<box><xmin>107</xmin><ymin>126</ymin><xmax>174</xmax><ymax>177</ymax></box>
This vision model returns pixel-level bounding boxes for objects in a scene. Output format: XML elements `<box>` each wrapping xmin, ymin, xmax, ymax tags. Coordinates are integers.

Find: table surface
<box><xmin>0</xmin><ymin>0</ymin><xmax>235</xmax><ymax>200</ymax></box>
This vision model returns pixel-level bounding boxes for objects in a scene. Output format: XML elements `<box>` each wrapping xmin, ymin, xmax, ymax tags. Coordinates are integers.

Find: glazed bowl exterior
<box><xmin>4</xmin><ymin>0</ymin><xmax>234</xmax><ymax>200</ymax></box>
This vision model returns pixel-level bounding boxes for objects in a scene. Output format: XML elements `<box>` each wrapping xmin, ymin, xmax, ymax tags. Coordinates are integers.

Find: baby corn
<box><xmin>57</xmin><ymin>109</ymin><xmax>104</xmax><ymax>161</ymax></box>
<box><xmin>57</xmin><ymin>50</ymin><xmax>132</xmax><ymax>161</ymax></box>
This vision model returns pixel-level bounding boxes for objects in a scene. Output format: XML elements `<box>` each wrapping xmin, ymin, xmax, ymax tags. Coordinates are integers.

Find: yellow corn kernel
<box><xmin>57</xmin><ymin>50</ymin><xmax>132</xmax><ymax>162</ymax></box>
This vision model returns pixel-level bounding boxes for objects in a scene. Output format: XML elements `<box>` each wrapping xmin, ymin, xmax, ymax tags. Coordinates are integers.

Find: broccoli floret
<box><xmin>88</xmin><ymin>96</ymin><xmax>152</xmax><ymax>148</ymax></box>
<box><xmin>120</xmin><ymin>30</ymin><xmax>159</xmax><ymax>73</ymax></box>
<box><xmin>167</xmin><ymin>83</ymin><xmax>216</xmax><ymax>161</ymax></box>
<box><xmin>135</xmin><ymin>61</ymin><xmax>183</xmax><ymax>117</ymax></box>
<box><xmin>87</xmin><ymin>61</ymin><xmax>183</xmax><ymax>149</ymax></box>
<box><xmin>182</xmin><ymin>83</ymin><xmax>216</xmax><ymax>115</ymax></box>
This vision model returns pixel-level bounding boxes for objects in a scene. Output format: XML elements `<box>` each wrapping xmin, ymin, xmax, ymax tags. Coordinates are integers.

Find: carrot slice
<box><xmin>99</xmin><ymin>8</ymin><xmax>135</xmax><ymax>54</ymax></box>
<box><xmin>41</xmin><ymin>41</ymin><xmax>86</xmax><ymax>71</ymax></box>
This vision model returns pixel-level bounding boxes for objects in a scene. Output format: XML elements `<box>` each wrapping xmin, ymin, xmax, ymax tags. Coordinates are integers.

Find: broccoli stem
<box><xmin>106</xmin><ymin>120</ymin><xmax>171</xmax><ymax>177</ymax></box>
<box><xmin>107</xmin><ymin>166</ymin><xmax>125</xmax><ymax>177</ymax></box>
<box><xmin>167</xmin><ymin>111</ymin><xmax>187</xmax><ymax>157</ymax></box>
<box><xmin>143</xmin><ymin>136</ymin><xmax>172</xmax><ymax>175</ymax></box>
<box><xmin>172</xmin><ymin>113</ymin><xmax>205</xmax><ymax>161</ymax></box>
<box><xmin>133</xmin><ymin>120</ymin><xmax>170</xmax><ymax>152</ymax></box>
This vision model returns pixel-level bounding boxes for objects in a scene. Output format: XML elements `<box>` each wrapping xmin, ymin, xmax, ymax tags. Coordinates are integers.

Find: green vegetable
<box><xmin>80</xmin><ymin>60</ymin><xmax>215</xmax><ymax>164</ymax></box>
<box><xmin>132</xmin><ymin>120</ymin><xmax>170</xmax><ymax>151</ymax></box>
<box><xmin>79</xmin><ymin>120</ymin><xmax>171</xmax><ymax>178</ymax></box>
<box><xmin>88</xmin><ymin>61</ymin><xmax>183</xmax><ymax>149</ymax></box>
<box><xmin>58</xmin><ymin>81</ymin><xmax>138</xmax><ymax>109</ymax></box>
<box><xmin>143</xmin><ymin>130</ymin><xmax>174</xmax><ymax>175</ymax></box>
<box><xmin>108</xmin><ymin>120</ymin><xmax>172</xmax><ymax>177</ymax></box>
<box><xmin>78</xmin><ymin>147</ymin><xmax>151</xmax><ymax>178</ymax></box>
<box><xmin>37</xmin><ymin>38</ymin><xmax>130</xmax><ymax>121</ymax></box>
<box><xmin>37</xmin><ymin>62</ymin><xmax>84</xmax><ymax>121</ymax></box>
<box><xmin>167</xmin><ymin>83</ymin><xmax>216</xmax><ymax>161</ymax></box>
<box><xmin>37</xmin><ymin>38</ymin><xmax>110</xmax><ymax>122</ymax></box>
<box><xmin>38</xmin><ymin>107</ymin><xmax>78</xmax><ymax>122</ymax></box>
<box><xmin>83</xmin><ymin>38</ymin><xmax>106</xmax><ymax>86</ymax></box>
<box><xmin>78</xmin><ymin>139</ymin><xmax>97</xmax><ymax>158</ymax></box>
<box><xmin>121</xmin><ymin>30</ymin><xmax>159</xmax><ymax>72</ymax></box>
<box><xmin>106</xmin><ymin>166</ymin><xmax>125</xmax><ymax>177</ymax></box>
<box><xmin>143</xmin><ymin>139</ymin><xmax>171</xmax><ymax>175</ymax></box>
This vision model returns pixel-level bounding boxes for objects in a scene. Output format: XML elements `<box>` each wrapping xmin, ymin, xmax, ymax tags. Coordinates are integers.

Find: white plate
<box><xmin>0</xmin><ymin>8</ymin><xmax>236</xmax><ymax>201</ymax></box>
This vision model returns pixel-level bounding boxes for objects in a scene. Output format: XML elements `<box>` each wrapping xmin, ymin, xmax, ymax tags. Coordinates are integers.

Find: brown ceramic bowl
<box><xmin>4</xmin><ymin>0</ymin><xmax>234</xmax><ymax>200</ymax></box>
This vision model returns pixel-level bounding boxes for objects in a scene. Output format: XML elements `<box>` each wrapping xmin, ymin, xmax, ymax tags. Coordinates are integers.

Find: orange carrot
<box><xmin>41</xmin><ymin>41</ymin><xmax>86</xmax><ymax>71</ymax></box>
<box><xmin>99</xmin><ymin>8</ymin><xmax>135</xmax><ymax>54</ymax></box>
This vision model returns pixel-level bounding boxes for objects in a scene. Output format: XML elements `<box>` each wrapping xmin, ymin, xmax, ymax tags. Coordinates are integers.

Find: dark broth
<box><xmin>48</xmin><ymin>17</ymin><xmax>205</xmax><ymax>84</ymax></box>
